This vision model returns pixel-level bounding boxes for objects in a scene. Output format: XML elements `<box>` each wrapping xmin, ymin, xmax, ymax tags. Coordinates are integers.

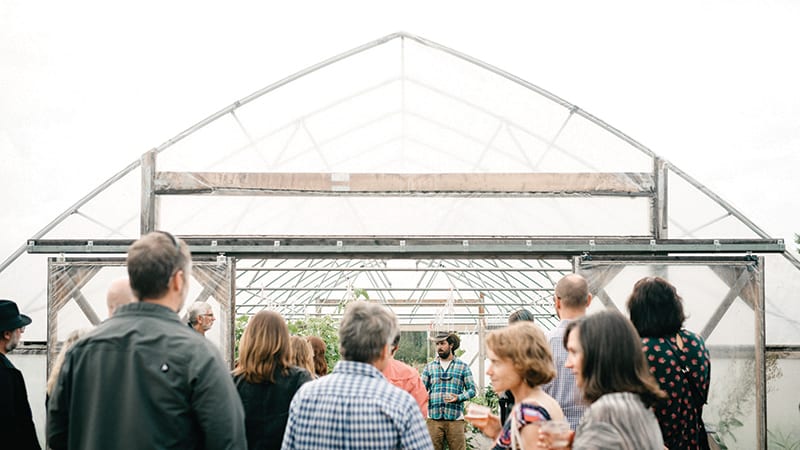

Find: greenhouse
<box><xmin>2</xmin><ymin>32</ymin><xmax>798</xmax><ymax>448</ymax></box>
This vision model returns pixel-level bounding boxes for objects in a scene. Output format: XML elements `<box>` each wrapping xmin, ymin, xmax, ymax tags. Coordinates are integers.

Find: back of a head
<box><xmin>555</xmin><ymin>274</ymin><xmax>590</xmax><ymax>309</ymax></box>
<box><xmin>627</xmin><ymin>276</ymin><xmax>686</xmax><ymax>337</ymax></box>
<box><xmin>234</xmin><ymin>310</ymin><xmax>291</xmax><ymax>383</ymax></box>
<box><xmin>508</xmin><ymin>308</ymin><xmax>535</xmax><ymax>324</ymax></box>
<box><xmin>127</xmin><ymin>231</ymin><xmax>191</xmax><ymax>301</ymax></box>
<box><xmin>290</xmin><ymin>335</ymin><xmax>315</xmax><ymax>374</ymax></box>
<box><xmin>487</xmin><ymin>322</ymin><xmax>555</xmax><ymax>387</ymax></box>
<box><xmin>306</xmin><ymin>336</ymin><xmax>329</xmax><ymax>376</ymax></box>
<box><xmin>338</xmin><ymin>301</ymin><xmax>398</xmax><ymax>364</ymax></box>
<box><xmin>566</xmin><ymin>310</ymin><xmax>664</xmax><ymax>406</ymax></box>
<box><xmin>106</xmin><ymin>278</ymin><xmax>136</xmax><ymax>316</ymax></box>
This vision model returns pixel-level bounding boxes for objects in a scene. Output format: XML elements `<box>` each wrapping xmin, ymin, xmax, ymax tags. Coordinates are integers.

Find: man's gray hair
<box><xmin>185</xmin><ymin>301</ymin><xmax>212</xmax><ymax>325</ymax></box>
<box><xmin>339</xmin><ymin>301</ymin><xmax>398</xmax><ymax>363</ymax></box>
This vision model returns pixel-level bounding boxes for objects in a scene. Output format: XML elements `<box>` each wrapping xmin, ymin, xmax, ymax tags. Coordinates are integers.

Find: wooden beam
<box><xmin>141</xmin><ymin>150</ymin><xmax>158</xmax><ymax>234</ymax></box>
<box><xmin>154</xmin><ymin>172</ymin><xmax>654</xmax><ymax>196</ymax></box>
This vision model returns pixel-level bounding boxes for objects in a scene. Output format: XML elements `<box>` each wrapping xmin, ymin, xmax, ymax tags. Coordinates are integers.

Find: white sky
<box><xmin>1</xmin><ymin>0</ymin><xmax>799</xmax><ymax>260</ymax></box>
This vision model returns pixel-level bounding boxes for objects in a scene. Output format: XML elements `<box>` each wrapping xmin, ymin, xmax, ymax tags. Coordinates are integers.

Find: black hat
<box><xmin>0</xmin><ymin>299</ymin><xmax>32</xmax><ymax>332</ymax></box>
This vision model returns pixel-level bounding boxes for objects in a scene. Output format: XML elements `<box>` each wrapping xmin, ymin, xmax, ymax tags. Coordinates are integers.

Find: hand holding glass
<box><xmin>540</xmin><ymin>420</ymin><xmax>571</xmax><ymax>449</ymax></box>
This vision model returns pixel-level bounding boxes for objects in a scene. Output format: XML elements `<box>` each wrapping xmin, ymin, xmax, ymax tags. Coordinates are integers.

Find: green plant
<box><xmin>233</xmin><ymin>314</ymin><xmax>250</xmax><ymax>361</ymax></box>
<box><xmin>712</xmin><ymin>353</ymin><xmax>783</xmax><ymax>449</ymax></box>
<box><xmin>464</xmin><ymin>384</ymin><xmax>499</xmax><ymax>450</ymax></box>
<box><xmin>768</xmin><ymin>429</ymin><xmax>800</xmax><ymax>450</ymax></box>
<box><xmin>394</xmin><ymin>330</ymin><xmax>429</xmax><ymax>365</ymax></box>
<box><xmin>288</xmin><ymin>315</ymin><xmax>341</xmax><ymax>371</ymax></box>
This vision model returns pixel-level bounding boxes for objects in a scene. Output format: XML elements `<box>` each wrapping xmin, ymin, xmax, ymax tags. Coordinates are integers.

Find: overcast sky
<box><xmin>1</xmin><ymin>0</ymin><xmax>798</xmax><ymax>260</ymax></box>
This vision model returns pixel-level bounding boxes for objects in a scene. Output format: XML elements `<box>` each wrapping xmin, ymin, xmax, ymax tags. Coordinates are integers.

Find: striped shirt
<box><xmin>493</xmin><ymin>403</ymin><xmax>551</xmax><ymax>449</ymax></box>
<box><xmin>542</xmin><ymin>319</ymin><xmax>587</xmax><ymax>430</ymax></box>
<box><xmin>572</xmin><ymin>392</ymin><xmax>664</xmax><ymax>450</ymax></box>
<box><xmin>421</xmin><ymin>358</ymin><xmax>476</xmax><ymax>421</ymax></box>
<box><xmin>281</xmin><ymin>360</ymin><xmax>432</xmax><ymax>450</ymax></box>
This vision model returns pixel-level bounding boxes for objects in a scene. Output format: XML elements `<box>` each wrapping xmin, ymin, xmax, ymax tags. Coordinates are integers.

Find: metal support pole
<box><xmin>653</xmin><ymin>157</ymin><xmax>669</xmax><ymax>239</ymax></box>
<box><xmin>478</xmin><ymin>292</ymin><xmax>486</xmax><ymax>393</ymax></box>
<box><xmin>754</xmin><ymin>257</ymin><xmax>766</xmax><ymax>448</ymax></box>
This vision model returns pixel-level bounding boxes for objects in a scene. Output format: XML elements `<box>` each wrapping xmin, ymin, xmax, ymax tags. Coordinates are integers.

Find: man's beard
<box><xmin>6</xmin><ymin>334</ymin><xmax>20</xmax><ymax>352</ymax></box>
<box><xmin>437</xmin><ymin>349</ymin><xmax>451</xmax><ymax>359</ymax></box>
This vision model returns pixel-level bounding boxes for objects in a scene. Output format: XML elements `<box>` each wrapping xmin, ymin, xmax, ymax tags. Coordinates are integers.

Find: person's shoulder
<box><xmin>378</xmin><ymin>376</ymin><xmax>420</xmax><ymax>407</ymax></box>
<box><xmin>391</xmin><ymin>358</ymin><xmax>419</xmax><ymax>376</ymax></box>
<box><xmin>0</xmin><ymin>353</ymin><xmax>14</xmax><ymax>369</ymax></box>
<box><xmin>287</xmin><ymin>365</ymin><xmax>314</xmax><ymax>382</ymax></box>
<box><xmin>681</xmin><ymin>329</ymin><xmax>706</xmax><ymax>345</ymax></box>
<box><xmin>454</xmin><ymin>358</ymin><xmax>472</xmax><ymax>370</ymax></box>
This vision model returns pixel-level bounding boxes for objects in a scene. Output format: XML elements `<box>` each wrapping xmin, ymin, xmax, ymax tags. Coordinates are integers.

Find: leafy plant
<box><xmin>712</xmin><ymin>353</ymin><xmax>783</xmax><ymax>449</ymax></box>
<box><xmin>768</xmin><ymin>429</ymin><xmax>800</xmax><ymax>450</ymax></box>
<box><xmin>288</xmin><ymin>315</ymin><xmax>341</xmax><ymax>371</ymax></box>
<box><xmin>233</xmin><ymin>314</ymin><xmax>250</xmax><ymax>361</ymax></box>
<box><xmin>395</xmin><ymin>330</ymin><xmax>429</xmax><ymax>365</ymax></box>
<box><xmin>464</xmin><ymin>384</ymin><xmax>500</xmax><ymax>450</ymax></box>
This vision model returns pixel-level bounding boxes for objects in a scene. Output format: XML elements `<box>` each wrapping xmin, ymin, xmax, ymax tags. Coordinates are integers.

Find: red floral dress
<box><xmin>642</xmin><ymin>329</ymin><xmax>711</xmax><ymax>450</ymax></box>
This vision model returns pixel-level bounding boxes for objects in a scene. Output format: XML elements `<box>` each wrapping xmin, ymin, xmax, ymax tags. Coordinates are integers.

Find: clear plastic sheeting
<box><xmin>577</xmin><ymin>258</ymin><xmax>764</xmax><ymax>450</ymax></box>
<box><xmin>46</xmin><ymin>258</ymin><xmax>236</xmax><ymax>369</ymax></box>
<box><xmin>3</xmin><ymin>32</ymin><xmax>794</xmax><ymax>319</ymax></box>
<box><xmin>0</xmin><ymin>32</ymin><xmax>797</xmax><ymax>450</ymax></box>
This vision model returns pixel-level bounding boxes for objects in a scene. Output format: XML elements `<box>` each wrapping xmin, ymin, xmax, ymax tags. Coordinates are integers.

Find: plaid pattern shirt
<box><xmin>281</xmin><ymin>360</ymin><xmax>433</xmax><ymax>450</ymax></box>
<box><xmin>421</xmin><ymin>358</ymin><xmax>476</xmax><ymax>420</ymax></box>
<box><xmin>542</xmin><ymin>319</ymin><xmax>587</xmax><ymax>430</ymax></box>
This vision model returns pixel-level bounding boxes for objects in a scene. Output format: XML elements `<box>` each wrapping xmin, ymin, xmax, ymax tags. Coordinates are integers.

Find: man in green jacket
<box><xmin>47</xmin><ymin>231</ymin><xmax>246</xmax><ymax>449</ymax></box>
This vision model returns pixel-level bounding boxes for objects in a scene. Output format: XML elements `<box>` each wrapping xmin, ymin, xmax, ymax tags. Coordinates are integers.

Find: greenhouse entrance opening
<box><xmin>46</xmin><ymin>252</ymin><xmax>767</xmax><ymax>448</ymax></box>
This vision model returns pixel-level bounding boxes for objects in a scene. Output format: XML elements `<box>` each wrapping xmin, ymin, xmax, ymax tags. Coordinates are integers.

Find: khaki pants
<box><xmin>426</xmin><ymin>418</ymin><xmax>466</xmax><ymax>450</ymax></box>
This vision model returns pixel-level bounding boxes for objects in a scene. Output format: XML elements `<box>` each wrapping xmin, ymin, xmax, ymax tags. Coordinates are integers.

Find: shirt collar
<box><xmin>112</xmin><ymin>301</ymin><xmax>182</xmax><ymax>323</ymax></box>
<box><xmin>333</xmin><ymin>360</ymin><xmax>384</xmax><ymax>379</ymax></box>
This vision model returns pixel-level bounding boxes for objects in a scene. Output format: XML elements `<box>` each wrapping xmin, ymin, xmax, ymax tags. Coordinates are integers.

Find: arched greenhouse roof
<box><xmin>0</xmin><ymin>31</ymin><xmax>797</xmax><ymax>343</ymax></box>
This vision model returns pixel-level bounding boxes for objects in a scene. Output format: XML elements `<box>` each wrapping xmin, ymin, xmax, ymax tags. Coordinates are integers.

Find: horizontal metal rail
<box><xmin>27</xmin><ymin>236</ymin><xmax>786</xmax><ymax>257</ymax></box>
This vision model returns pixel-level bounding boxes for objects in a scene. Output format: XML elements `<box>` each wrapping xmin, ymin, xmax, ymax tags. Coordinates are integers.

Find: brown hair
<box><xmin>233</xmin><ymin>311</ymin><xmax>292</xmax><ymax>384</ymax></box>
<box><xmin>127</xmin><ymin>231</ymin><xmax>191</xmax><ymax>301</ymax></box>
<box><xmin>306</xmin><ymin>336</ymin><xmax>328</xmax><ymax>376</ymax></box>
<box><xmin>290</xmin><ymin>335</ymin><xmax>315</xmax><ymax>375</ymax></box>
<box><xmin>486</xmin><ymin>322</ymin><xmax>555</xmax><ymax>387</ymax></box>
<box><xmin>564</xmin><ymin>310</ymin><xmax>666</xmax><ymax>407</ymax></box>
<box><xmin>627</xmin><ymin>276</ymin><xmax>686</xmax><ymax>337</ymax></box>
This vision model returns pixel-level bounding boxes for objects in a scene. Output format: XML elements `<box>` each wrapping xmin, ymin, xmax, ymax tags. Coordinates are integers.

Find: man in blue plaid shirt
<box><xmin>421</xmin><ymin>332</ymin><xmax>476</xmax><ymax>450</ymax></box>
<box><xmin>281</xmin><ymin>301</ymin><xmax>432</xmax><ymax>450</ymax></box>
<box><xmin>542</xmin><ymin>274</ymin><xmax>590</xmax><ymax>430</ymax></box>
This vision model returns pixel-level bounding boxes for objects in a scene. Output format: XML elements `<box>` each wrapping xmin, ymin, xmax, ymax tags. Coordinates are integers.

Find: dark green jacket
<box><xmin>47</xmin><ymin>302</ymin><xmax>246</xmax><ymax>450</ymax></box>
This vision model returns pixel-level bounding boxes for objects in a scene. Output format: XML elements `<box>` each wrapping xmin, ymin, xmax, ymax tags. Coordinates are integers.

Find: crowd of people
<box><xmin>0</xmin><ymin>230</ymin><xmax>712</xmax><ymax>450</ymax></box>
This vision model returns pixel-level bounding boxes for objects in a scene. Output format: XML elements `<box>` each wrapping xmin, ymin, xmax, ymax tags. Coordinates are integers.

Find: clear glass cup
<box><xmin>540</xmin><ymin>419</ymin><xmax>571</xmax><ymax>448</ymax></box>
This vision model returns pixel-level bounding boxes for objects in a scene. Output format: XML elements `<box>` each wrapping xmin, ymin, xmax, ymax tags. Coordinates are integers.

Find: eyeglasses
<box><xmin>157</xmin><ymin>230</ymin><xmax>180</xmax><ymax>251</ymax></box>
<box><xmin>156</xmin><ymin>230</ymin><xmax>183</xmax><ymax>276</ymax></box>
<box><xmin>439</xmin><ymin>373</ymin><xmax>452</xmax><ymax>381</ymax></box>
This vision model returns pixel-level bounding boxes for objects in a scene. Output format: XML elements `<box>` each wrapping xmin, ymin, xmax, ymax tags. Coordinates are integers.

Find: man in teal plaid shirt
<box><xmin>422</xmin><ymin>332</ymin><xmax>476</xmax><ymax>450</ymax></box>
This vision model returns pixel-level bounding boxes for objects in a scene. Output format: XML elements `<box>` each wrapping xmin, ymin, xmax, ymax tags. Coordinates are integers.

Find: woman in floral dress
<box><xmin>628</xmin><ymin>276</ymin><xmax>712</xmax><ymax>450</ymax></box>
